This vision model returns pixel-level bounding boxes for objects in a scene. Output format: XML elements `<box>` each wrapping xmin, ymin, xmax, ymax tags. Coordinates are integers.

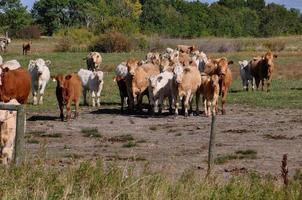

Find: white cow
<box><xmin>86</xmin><ymin>52</ymin><xmax>102</xmax><ymax>71</ymax></box>
<box><xmin>239</xmin><ymin>60</ymin><xmax>254</xmax><ymax>91</ymax></box>
<box><xmin>28</xmin><ymin>58</ymin><xmax>51</xmax><ymax>105</ymax></box>
<box><xmin>78</xmin><ymin>69</ymin><xmax>104</xmax><ymax>107</ymax></box>
<box><xmin>0</xmin><ymin>99</ymin><xmax>19</xmax><ymax>165</ymax></box>
<box><xmin>148</xmin><ymin>71</ymin><xmax>176</xmax><ymax>114</ymax></box>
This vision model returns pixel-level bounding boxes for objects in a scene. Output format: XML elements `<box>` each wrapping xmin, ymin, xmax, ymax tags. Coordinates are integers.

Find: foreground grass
<box><xmin>0</xmin><ymin>161</ymin><xmax>301</xmax><ymax>199</ymax></box>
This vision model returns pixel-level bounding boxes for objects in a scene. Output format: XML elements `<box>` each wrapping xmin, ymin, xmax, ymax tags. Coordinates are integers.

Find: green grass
<box><xmin>0</xmin><ymin>160</ymin><xmax>301</xmax><ymax>199</ymax></box>
<box><xmin>215</xmin><ymin>149</ymin><xmax>257</xmax><ymax>164</ymax></box>
<box><xmin>81</xmin><ymin>128</ymin><xmax>101</xmax><ymax>138</ymax></box>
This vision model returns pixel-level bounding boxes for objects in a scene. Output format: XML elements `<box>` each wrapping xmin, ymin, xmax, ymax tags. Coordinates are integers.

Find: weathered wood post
<box><xmin>0</xmin><ymin>104</ymin><xmax>25</xmax><ymax>165</ymax></box>
<box><xmin>15</xmin><ymin>105</ymin><xmax>25</xmax><ymax>165</ymax></box>
<box><xmin>207</xmin><ymin>114</ymin><xmax>216</xmax><ymax>175</ymax></box>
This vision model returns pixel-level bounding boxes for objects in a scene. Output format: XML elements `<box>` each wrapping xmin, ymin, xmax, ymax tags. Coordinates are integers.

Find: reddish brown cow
<box><xmin>0</xmin><ymin>68</ymin><xmax>31</xmax><ymax>104</ymax></box>
<box><xmin>250</xmin><ymin>51</ymin><xmax>277</xmax><ymax>92</ymax></box>
<box><xmin>22</xmin><ymin>42</ymin><xmax>32</xmax><ymax>55</ymax></box>
<box><xmin>204</xmin><ymin>57</ymin><xmax>233</xmax><ymax>115</ymax></box>
<box><xmin>52</xmin><ymin>74</ymin><xmax>82</xmax><ymax>121</ymax></box>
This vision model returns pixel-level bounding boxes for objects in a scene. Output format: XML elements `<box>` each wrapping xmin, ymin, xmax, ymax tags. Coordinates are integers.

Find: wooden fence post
<box><xmin>14</xmin><ymin>106</ymin><xmax>25</xmax><ymax>165</ymax></box>
<box><xmin>207</xmin><ymin>114</ymin><xmax>216</xmax><ymax>175</ymax></box>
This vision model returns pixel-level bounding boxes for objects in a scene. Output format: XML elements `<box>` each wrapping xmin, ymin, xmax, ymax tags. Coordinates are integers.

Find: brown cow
<box><xmin>52</xmin><ymin>74</ymin><xmax>82</xmax><ymax>121</ymax></box>
<box><xmin>250</xmin><ymin>51</ymin><xmax>277</xmax><ymax>92</ymax></box>
<box><xmin>0</xmin><ymin>68</ymin><xmax>31</xmax><ymax>104</ymax></box>
<box><xmin>126</xmin><ymin>58</ymin><xmax>160</xmax><ymax>111</ymax></box>
<box><xmin>204</xmin><ymin>57</ymin><xmax>233</xmax><ymax>115</ymax></box>
<box><xmin>22</xmin><ymin>41</ymin><xmax>32</xmax><ymax>55</ymax></box>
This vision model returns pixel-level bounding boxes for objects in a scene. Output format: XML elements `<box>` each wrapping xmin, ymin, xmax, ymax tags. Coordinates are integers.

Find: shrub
<box><xmin>15</xmin><ymin>25</ymin><xmax>41</xmax><ymax>39</ymax></box>
<box><xmin>55</xmin><ymin>36</ymin><xmax>72</xmax><ymax>52</ymax></box>
<box><xmin>55</xmin><ymin>28</ymin><xmax>95</xmax><ymax>52</ymax></box>
<box><xmin>89</xmin><ymin>32</ymin><xmax>133</xmax><ymax>53</ymax></box>
<box><xmin>263</xmin><ymin>40</ymin><xmax>286</xmax><ymax>51</ymax></box>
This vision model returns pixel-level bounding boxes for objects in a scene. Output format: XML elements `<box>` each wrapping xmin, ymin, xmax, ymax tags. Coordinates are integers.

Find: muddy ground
<box><xmin>25</xmin><ymin>104</ymin><xmax>302</xmax><ymax>177</ymax></box>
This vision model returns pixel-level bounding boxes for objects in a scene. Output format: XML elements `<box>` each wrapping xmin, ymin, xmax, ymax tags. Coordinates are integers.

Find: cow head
<box><xmin>160</xmin><ymin>57</ymin><xmax>172</xmax><ymax>72</ymax></box>
<box><xmin>238</xmin><ymin>60</ymin><xmax>249</xmax><ymax>70</ymax></box>
<box><xmin>210</xmin><ymin>74</ymin><xmax>219</xmax><ymax>89</ymax></box>
<box><xmin>213</xmin><ymin>58</ymin><xmax>233</xmax><ymax>76</ymax></box>
<box><xmin>91</xmin><ymin>52</ymin><xmax>102</xmax><ymax>66</ymax></box>
<box><xmin>52</xmin><ymin>74</ymin><xmax>65</xmax><ymax>89</ymax></box>
<box><xmin>126</xmin><ymin>58</ymin><xmax>139</xmax><ymax>76</ymax></box>
<box><xmin>173</xmin><ymin>63</ymin><xmax>184</xmax><ymax>84</ymax></box>
<box><xmin>264</xmin><ymin>51</ymin><xmax>277</xmax><ymax>72</ymax></box>
<box><xmin>30</xmin><ymin>59</ymin><xmax>51</xmax><ymax>77</ymax></box>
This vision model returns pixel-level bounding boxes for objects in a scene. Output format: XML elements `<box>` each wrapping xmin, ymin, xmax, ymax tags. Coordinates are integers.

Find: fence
<box><xmin>0</xmin><ymin>104</ymin><xmax>25</xmax><ymax>165</ymax></box>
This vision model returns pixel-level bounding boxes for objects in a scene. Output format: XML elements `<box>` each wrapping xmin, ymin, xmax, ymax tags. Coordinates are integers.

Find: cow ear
<box><xmin>228</xmin><ymin>60</ymin><xmax>234</xmax><ymax>65</ymax></box>
<box><xmin>46</xmin><ymin>60</ymin><xmax>51</xmax><ymax>66</ymax></box>
<box><xmin>65</xmin><ymin>75</ymin><xmax>72</xmax><ymax>80</ymax></box>
<box><xmin>29</xmin><ymin>60</ymin><xmax>35</xmax><ymax>65</ymax></box>
<box><xmin>274</xmin><ymin>54</ymin><xmax>278</xmax><ymax>58</ymax></box>
<box><xmin>51</xmin><ymin>75</ymin><xmax>57</xmax><ymax>82</ymax></box>
<box><xmin>3</xmin><ymin>68</ymin><xmax>9</xmax><ymax>73</ymax></box>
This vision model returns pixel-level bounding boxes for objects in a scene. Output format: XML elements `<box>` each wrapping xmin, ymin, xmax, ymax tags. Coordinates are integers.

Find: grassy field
<box><xmin>2</xmin><ymin>48</ymin><xmax>302</xmax><ymax>112</ymax></box>
<box><xmin>1</xmin><ymin>37</ymin><xmax>302</xmax><ymax>199</ymax></box>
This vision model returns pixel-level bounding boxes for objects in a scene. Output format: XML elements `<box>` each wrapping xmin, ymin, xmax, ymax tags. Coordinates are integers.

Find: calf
<box><xmin>52</xmin><ymin>74</ymin><xmax>82</xmax><ymax>121</ymax></box>
<box><xmin>239</xmin><ymin>60</ymin><xmax>254</xmax><ymax>91</ymax></box>
<box><xmin>250</xmin><ymin>51</ymin><xmax>277</xmax><ymax>92</ymax></box>
<box><xmin>86</xmin><ymin>52</ymin><xmax>102</xmax><ymax>71</ymax></box>
<box><xmin>204</xmin><ymin>57</ymin><xmax>233</xmax><ymax>115</ymax></box>
<box><xmin>0</xmin><ymin>99</ymin><xmax>19</xmax><ymax>165</ymax></box>
<box><xmin>0</xmin><ymin>38</ymin><xmax>10</xmax><ymax>52</ymax></box>
<box><xmin>78</xmin><ymin>69</ymin><xmax>104</xmax><ymax>107</ymax></box>
<box><xmin>174</xmin><ymin>64</ymin><xmax>201</xmax><ymax>117</ymax></box>
<box><xmin>199</xmin><ymin>74</ymin><xmax>220</xmax><ymax>117</ymax></box>
<box><xmin>23</xmin><ymin>42</ymin><xmax>32</xmax><ymax>55</ymax></box>
<box><xmin>148</xmin><ymin>71</ymin><xmax>176</xmax><ymax>114</ymax></box>
<box><xmin>114</xmin><ymin>62</ymin><xmax>129</xmax><ymax>112</ymax></box>
<box><xmin>0</xmin><ymin>68</ymin><xmax>31</xmax><ymax>104</ymax></box>
<box><xmin>28</xmin><ymin>59</ymin><xmax>51</xmax><ymax>105</ymax></box>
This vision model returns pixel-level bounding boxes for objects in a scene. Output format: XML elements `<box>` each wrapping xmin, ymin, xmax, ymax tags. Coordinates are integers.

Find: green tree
<box><xmin>0</xmin><ymin>0</ymin><xmax>32</xmax><ymax>36</ymax></box>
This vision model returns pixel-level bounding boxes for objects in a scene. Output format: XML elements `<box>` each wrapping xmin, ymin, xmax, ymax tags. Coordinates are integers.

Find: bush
<box><xmin>89</xmin><ymin>32</ymin><xmax>133</xmax><ymax>53</ymax></box>
<box><xmin>55</xmin><ymin>28</ymin><xmax>95</xmax><ymax>52</ymax></box>
<box><xmin>55</xmin><ymin>37</ymin><xmax>72</xmax><ymax>52</ymax></box>
<box><xmin>15</xmin><ymin>25</ymin><xmax>41</xmax><ymax>39</ymax></box>
<box><xmin>263</xmin><ymin>40</ymin><xmax>286</xmax><ymax>51</ymax></box>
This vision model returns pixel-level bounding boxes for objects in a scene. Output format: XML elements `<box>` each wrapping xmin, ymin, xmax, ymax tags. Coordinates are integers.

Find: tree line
<box><xmin>1</xmin><ymin>0</ymin><xmax>302</xmax><ymax>38</ymax></box>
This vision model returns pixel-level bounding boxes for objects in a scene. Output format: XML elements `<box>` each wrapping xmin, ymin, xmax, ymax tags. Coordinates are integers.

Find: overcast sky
<box><xmin>21</xmin><ymin>0</ymin><xmax>302</xmax><ymax>11</ymax></box>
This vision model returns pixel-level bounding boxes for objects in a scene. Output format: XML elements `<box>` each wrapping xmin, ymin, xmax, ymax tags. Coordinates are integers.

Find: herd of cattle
<box><xmin>0</xmin><ymin>44</ymin><xmax>277</xmax><ymax>164</ymax></box>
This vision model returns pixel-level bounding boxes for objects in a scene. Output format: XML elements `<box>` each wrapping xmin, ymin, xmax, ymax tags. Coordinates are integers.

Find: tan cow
<box><xmin>126</xmin><ymin>58</ymin><xmax>160</xmax><ymax>111</ymax></box>
<box><xmin>174</xmin><ymin>63</ymin><xmax>201</xmax><ymax>117</ymax></box>
<box><xmin>250</xmin><ymin>51</ymin><xmax>277</xmax><ymax>92</ymax></box>
<box><xmin>198</xmin><ymin>74</ymin><xmax>220</xmax><ymax>117</ymax></box>
<box><xmin>204</xmin><ymin>57</ymin><xmax>233</xmax><ymax>115</ymax></box>
<box><xmin>177</xmin><ymin>45</ymin><xmax>196</xmax><ymax>54</ymax></box>
<box><xmin>0</xmin><ymin>99</ymin><xmax>19</xmax><ymax>165</ymax></box>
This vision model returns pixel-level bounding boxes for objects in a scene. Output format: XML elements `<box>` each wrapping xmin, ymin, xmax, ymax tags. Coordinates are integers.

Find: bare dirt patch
<box><xmin>25</xmin><ymin>104</ymin><xmax>302</xmax><ymax>177</ymax></box>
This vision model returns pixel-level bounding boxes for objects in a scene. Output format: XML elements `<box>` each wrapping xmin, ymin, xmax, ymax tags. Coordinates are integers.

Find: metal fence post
<box><xmin>207</xmin><ymin>114</ymin><xmax>216</xmax><ymax>175</ymax></box>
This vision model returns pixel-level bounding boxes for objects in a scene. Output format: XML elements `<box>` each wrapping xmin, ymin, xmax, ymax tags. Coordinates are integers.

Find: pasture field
<box><xmin>1</xmin><ymin>37</ymin><xmax>302</xmax><ymax>199</ymax></box>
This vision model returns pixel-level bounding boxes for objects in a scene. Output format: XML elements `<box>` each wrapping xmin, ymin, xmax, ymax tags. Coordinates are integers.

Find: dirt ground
<box><xmin>25</xmin><ymin>104</ymin><xmax>302</xmax><ymax>177</ymax></box>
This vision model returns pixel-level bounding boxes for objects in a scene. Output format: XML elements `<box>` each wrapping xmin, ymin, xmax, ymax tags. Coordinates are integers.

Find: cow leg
<box><xmin>66</xmin><ymin>100</ymin><xmax>71</xmax><ymax>121</ymax></box>
<box><xmin>168</xmin><ymin>96</ymin><xmax>173</xmax><ymax>114</ymax></box>
<box><xmin>184</xmin><ymin>92</ymin><xmax>192</xmax><ymax>117</ymax></box>
<box><xmin>120</xmin><ymin>95</ymin><xmax>124</xmax><ymax>112</ymax></box>
<box><xmin>174</xmin><ymin>95</ymin><xmax>179</xmax><ymax>116</ymax></box>
<box><xmin>75</xmin><ymin>100</ymin><xmax>80</xmax><ymax>119</ymax></box>
<box><xmin>58</xmin><ymin>102</ymin><xmax>64</xmax><ymax>121</ymax></box>
<box><xmin>189</xmin><ymin>95</ymin><xmax>194</xmax><ymax>116</ymax></box>
<box><xmin>137</xmin><ymin>94</ymin><xmax>143</xmax><ymax>112</ymax></box>
<box><xmin>158</xmin><ymin>96</ymin><xmax>164</xmax><ymax>114</ymax></box>
<box><xmin>83</xmin><ymin>89</ymin><xmax>88</xmax><ymax>106</ymax></box>
<box><xmin>33</xmin><ymin>90</ymin><xmax>38</xmax><ymax>105</ymax></box>
<box><xmin>195</xmin><ymin>90</ymin><xmax>200</xmax><ymax>115</ymax></box>
<box><xmin>255</xmin><ymin>78</ymin><xmax>260</xmax><ymax>91</ymax></box>
<box><xmin>91</xmin><ymin>91</ymin><xmax>96</xmax><ymax>107</ymax></box>
<box><xmin>38</xmin><ymin>82</ymin><xmax>47</xmax><ymax>105</ymax></box>
<box><xmin>267</xmin><ymin>76</ymin><xmax>272</xmax><ymax>92</ymax></box>
<box><xmin>261</xmin><ymin>79</ymin><xmax>264</xmax><ymax>91</ymax></box>
<box><xmin>221</xmin><ymin>89</ymin><xmax>228</xmax><ymax>115</ymax></box>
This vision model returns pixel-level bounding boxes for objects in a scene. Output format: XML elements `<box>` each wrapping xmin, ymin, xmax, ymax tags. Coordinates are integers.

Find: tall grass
<box><xmin>0</xmin><ymin>160</ymin><xmax>301</xmax><ymax>199</ymax></box>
